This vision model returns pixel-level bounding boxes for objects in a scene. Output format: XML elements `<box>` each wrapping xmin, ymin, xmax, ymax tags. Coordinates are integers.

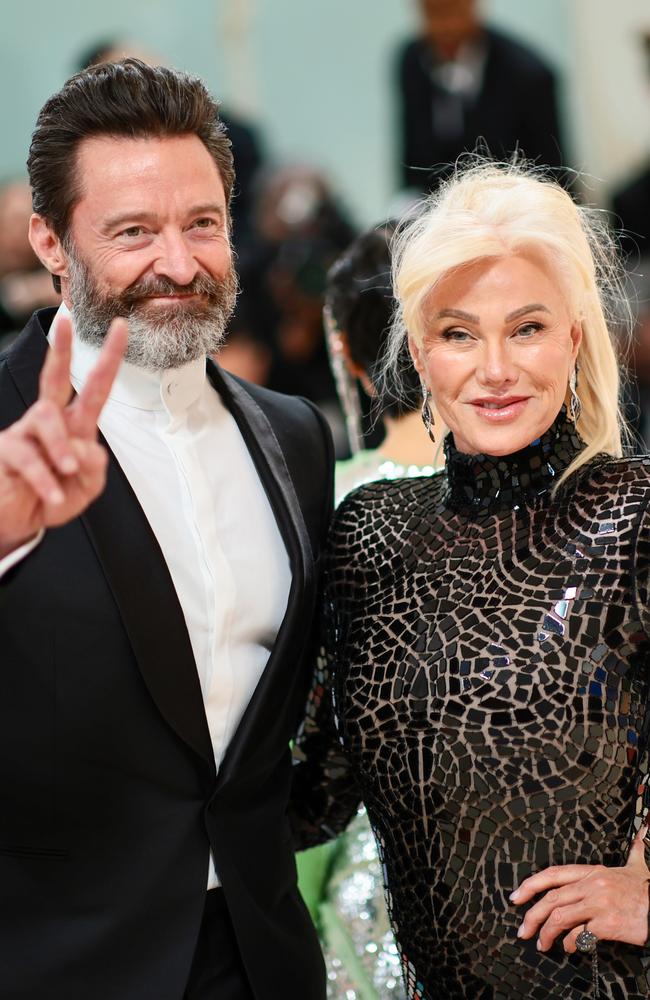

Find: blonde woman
<box><xmin>291</xmin><ymin>164</ymin><xmax>650</xmax><ymax>999</ymax></box>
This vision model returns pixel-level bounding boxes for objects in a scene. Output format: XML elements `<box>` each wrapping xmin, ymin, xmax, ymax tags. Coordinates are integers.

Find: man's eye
<box><xmin>121</xmin><ymin>226</ymin><xmax>145</xmax><ymax>238</ymax></box>
<box><xmin>193</xmin><ymin>218</ymin><xmax>216</xmax><ymax>229</ymax></box>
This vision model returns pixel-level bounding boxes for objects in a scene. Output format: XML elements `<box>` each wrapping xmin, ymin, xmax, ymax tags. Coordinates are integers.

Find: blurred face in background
<box><xmin>410</xmin><ymin>254</ymin><xmax>581</xmax><ymax>457</ymax></box>
<box><xmin>0</xmin><ymin>181</ymin><xmax>39</xmax><ymax>276</ymax></box>
<box><xmin>418</xmin><ymin>0</ymin><xmax>480</xmax><ymax>58</ymax></box>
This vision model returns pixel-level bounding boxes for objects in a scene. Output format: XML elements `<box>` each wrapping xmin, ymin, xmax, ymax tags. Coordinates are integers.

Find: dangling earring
<box><xmin>421</xmin><ymin>380</ymin><xmax>435</xmax><ymax>443</ymax></box>
<box><xmin>569</xmin><ymin>363</ymin><xmax>581</xmax><ymax>424</ymax></box>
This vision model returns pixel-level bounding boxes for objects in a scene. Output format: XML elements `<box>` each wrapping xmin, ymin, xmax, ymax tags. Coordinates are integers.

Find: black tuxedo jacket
<box><xmin>397</xmin><ymin>27</ymin><xmax>564</xmax><ymax>192</ymax></box>
<box><xmin>0</xmin><ymin>310</ymin><xmax>332</xmax><ymax>1000</ymax></box>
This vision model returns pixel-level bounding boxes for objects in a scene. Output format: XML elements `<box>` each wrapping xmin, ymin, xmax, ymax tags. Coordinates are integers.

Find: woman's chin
<box><xmin>454</xmin><ymin>420</ymin><xmax>552</xmax><ymax>457</ymax></box>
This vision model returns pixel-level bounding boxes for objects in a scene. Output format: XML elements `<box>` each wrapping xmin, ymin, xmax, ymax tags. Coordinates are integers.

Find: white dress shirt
<box><xmin>1</xmin><ymin>306</ymin><xmax>292</xmax><ymax>889</ymax></box>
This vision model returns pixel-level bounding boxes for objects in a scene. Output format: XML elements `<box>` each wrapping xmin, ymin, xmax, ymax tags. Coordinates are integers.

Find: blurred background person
<box><xmin>326</xmin><ymin>221</ymin><xmax>438</xmax><ymax>497</ymax></box>
<box><xmin>622</xmin><ymin>258</ymin><xmax>650</xmax><ymax>448</ymax></box>
<box><xmin>0</xmin><ymin>178</ymin><xmax>60</xmax><ymax>350</ymax></box>
<box><xmin>396</xmin><ymin>0</ymin><xmax>565</xmax><ymax>194</ymax></box>
<box><xmin>611</xmin><ymin>32</ymin><xmax>650</xmax><ymax>262</ymax></box>
<box><xmin>296</xmin><ymin>221</ymin><xmax>441</xmax><ymax>1000</ymax></box>
<box><xmin>243</xmin><ymin>164</ymin><xmax>356</xmax><ymax>454</ymax></box>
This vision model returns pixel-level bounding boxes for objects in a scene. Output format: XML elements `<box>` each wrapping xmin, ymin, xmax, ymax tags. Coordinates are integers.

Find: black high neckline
<box><xmin>443</xmin><ymin>409</ymin><xmax>585</xmax><ymax>512</ymax></box>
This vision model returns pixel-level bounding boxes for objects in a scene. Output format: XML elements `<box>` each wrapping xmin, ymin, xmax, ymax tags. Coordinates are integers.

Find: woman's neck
<box><xmin>378</xmin><ymin>409</ymin><xmax>442</xmax><ymax>468</ymax></box>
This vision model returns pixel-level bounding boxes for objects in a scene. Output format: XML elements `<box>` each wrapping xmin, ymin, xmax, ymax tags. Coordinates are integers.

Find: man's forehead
<box><xmin>73</xmin><ymin>133</ymin><xmax>225</xmax><ymax>203</ymax></box>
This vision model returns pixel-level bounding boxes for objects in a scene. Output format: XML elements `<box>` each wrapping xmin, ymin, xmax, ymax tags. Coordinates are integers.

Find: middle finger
<box><xmin>536</xmin><ymin>900</ymin><xmax>592</xmax><ymax>952</ymax></box>
<box><xmin>518</xmin><ymin>883</ymin><xmax>585</xmax><ymax>940</ymax></box>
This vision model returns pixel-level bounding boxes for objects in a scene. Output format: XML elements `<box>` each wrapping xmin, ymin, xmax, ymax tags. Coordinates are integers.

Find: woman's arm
<box><xmin>289</xmin><ymin>549</ymin><xmax>363</xmax><ymax>849</ymax></box>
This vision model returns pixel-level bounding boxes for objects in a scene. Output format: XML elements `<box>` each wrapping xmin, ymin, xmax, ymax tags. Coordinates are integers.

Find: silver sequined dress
<box><xmin>292</xmin><ymin>414</ymin><xmax>650</xmax><ymax>999</ymax></box>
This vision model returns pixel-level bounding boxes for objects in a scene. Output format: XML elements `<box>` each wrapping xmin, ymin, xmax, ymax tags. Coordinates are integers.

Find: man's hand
<box><xmin>0</xmin><ymin>315</ymin><xmax>128</xmax><ymax>558</ymax></box>
<box><xmin>511</xmin><ymin>825</ymin><xmax>650</xmax><ymax>952</ymax></box>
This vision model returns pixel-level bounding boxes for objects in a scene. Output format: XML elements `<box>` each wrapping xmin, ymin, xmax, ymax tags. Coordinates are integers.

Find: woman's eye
<box><xmin>515</xmin><ymin>322</ymin><xmax>543</xmax><ymax>338</ymax></box>
<box><xmin>442</xmin><ymin>328</ymin><xmax>471</xmax><ymax>342</ymax></box>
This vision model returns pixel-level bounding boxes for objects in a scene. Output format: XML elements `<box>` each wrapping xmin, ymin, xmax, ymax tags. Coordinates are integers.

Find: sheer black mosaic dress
<box><xmin>291</xmin><ymin>412</ymin><xmax>650</xmax><ymax>1000</ymax></box>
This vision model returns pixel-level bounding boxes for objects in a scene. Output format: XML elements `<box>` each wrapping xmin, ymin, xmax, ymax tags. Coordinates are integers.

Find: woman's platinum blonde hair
<box><xmin>384</xmin><ymin>160</ymin><xmax>631</xmax><ymax>485</ymax></box>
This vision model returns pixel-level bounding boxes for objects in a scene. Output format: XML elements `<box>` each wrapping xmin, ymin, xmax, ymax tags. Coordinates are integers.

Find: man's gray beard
<box><xmin>67</xmin><ymin>248</ymin><xmax>238</xmax><ymax>372</ymax></box>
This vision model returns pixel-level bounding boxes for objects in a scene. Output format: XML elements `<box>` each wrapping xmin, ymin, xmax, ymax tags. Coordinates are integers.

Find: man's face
<box><xmin>419</xmin><ymin>0</ymin><xmax>479</xmax><ymax>55</ymax></box>
<box><xmin>63</xmin><ymin>133</ymin><xmax>236</xmax><ymax>370</ymax></box>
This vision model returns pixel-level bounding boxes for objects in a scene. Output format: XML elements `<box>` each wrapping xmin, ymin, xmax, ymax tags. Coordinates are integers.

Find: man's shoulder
<box><xmin>218</xmin><ymin>368</ymin><xmax>330</xmax><ymax>444</ymax></box>
<box><xmin>485</xmin><ymin>27</ymin><xmax>555</xmax><ymax>81</ymax></box>
<box><xmin>0</xmin><ymin>309</ymin><xmax>53</xmax><ymax>369</ymax></box>
<box><xmin>0</xmin><ymin>310</ymin><xmax>53</xmax><ymax>423</ymax></box>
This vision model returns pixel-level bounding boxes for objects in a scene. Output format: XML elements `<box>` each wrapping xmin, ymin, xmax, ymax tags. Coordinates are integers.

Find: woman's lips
<box><xmin>469</xmin><ymin>397</ymin><xmax>530</xmax><ymax>421</ymax></box>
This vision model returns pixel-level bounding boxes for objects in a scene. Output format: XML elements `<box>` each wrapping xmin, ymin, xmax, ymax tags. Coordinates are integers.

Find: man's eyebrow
<box><xmin>103</xmin><ymin>204</ymin><xmax>226</xmax><ymax>229</ymax></box>
<box><xmin>435</xmin><ymin>308</ymin><xmax>480</xmax><ymax>323</ymax></box>
<box><xmin>505</xmin><ymin>303</ymin><xmax>550</xmax><ymax>322</ymax></box>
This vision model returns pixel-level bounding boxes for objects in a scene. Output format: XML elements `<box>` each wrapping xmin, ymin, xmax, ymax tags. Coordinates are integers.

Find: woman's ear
<box><xmin>570</xmin><ymin>321</ymin><xmax>583</xmax><ymax>362</ymax></box>
<box><xmin>408</xmin><ymin>334</ymin><xmax>425</xmax><ymax>377</ymax></box>
<box><xmin>28</xmin><ymin>214</ymin><xmax>69</xmax><ymax>281</ymax></box>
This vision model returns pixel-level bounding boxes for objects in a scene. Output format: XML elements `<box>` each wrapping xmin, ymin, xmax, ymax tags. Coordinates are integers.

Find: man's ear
<box><xmin>28</xmin><ymin>214</ymin><xmax>69</xmax><ymax>282</ymax></box>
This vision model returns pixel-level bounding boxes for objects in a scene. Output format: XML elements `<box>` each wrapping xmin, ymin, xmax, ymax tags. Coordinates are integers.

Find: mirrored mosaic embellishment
<box><xmin>293</xmin><ymin>411</ymin><xmax>650</xmax><ymax>999</ymax></box>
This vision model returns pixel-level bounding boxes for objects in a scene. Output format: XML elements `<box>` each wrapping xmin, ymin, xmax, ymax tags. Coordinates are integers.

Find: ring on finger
<box><xmin>575</xmin><ymin>926</ymin><xmax>598</xmax><ymax>954</ymax></box>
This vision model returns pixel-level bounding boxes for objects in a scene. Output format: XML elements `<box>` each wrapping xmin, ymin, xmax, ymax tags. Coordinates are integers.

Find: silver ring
<box><xmin>575</xmin><ymin>928</ymin><xmax>598</xmax><ymax>954</ymax></box>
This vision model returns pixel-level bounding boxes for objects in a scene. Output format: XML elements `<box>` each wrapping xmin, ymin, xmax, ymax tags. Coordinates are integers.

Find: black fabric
<box><xmin>612</xmin><ymin>163</ymin><xmax>650</xmax><ymax>262</ymax></box>
<box><xmin>184</xmin><ymin>891</ymin><xmax>255</xmax><ymax>1000</ymax></box>
<box><xmin>291</xmin><ymin>416</ymin><xmax>650</xmax><ymax>997</ymax></box>
<box><xmin>0</xmin><ymin>309</ymin><xmax>332</xmax><ymax>1000</ymax></box>
<box><xmin>397</xmin><ymin>27</ymin><xmax>564</xmax><ymax>192</ymax></box>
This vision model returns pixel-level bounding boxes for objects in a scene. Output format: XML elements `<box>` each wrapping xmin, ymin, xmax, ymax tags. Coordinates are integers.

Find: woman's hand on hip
<box><xmin>510</xmin><ymin>825</ymin><xmax>650</xmax><ymax>952</ymax></box>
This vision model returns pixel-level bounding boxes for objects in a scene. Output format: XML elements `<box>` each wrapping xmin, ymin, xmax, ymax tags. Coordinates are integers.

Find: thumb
<box><xmin>625</xmin><ymin>824</ymin><xmax>650</xmax><ymax>873</ymax></box>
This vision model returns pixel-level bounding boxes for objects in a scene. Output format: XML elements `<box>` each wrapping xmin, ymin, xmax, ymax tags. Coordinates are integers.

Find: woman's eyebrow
<box><xmin>435</xmin><ymin>308</ymin><xmax>480</xmax><ymax>323</ymax></box>
<box><xmin>505</xmin><ymin>303</ymin><xmax>551</xmax><ymax>322</ymax></box>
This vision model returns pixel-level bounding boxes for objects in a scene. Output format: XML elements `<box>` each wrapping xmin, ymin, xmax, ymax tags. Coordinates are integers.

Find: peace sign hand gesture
<box><xmin>0</xmin><ymin>315</ymin><xmax>128</xmax><ymax>559</ymax></box>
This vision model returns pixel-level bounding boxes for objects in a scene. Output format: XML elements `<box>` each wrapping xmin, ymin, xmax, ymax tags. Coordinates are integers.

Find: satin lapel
<box><xmin>6</xmin><ymin>314</ymin><xmax>215</xmax><ymax>774</ymax></box>
<box><xmin>207</xmin><ymin>364</ymin><xmax>315</xmax><ymax>786</ymax></box>
<box><xmin>80</xmin><ymin>461</ymin><xmax>216</xmax><ymax>773</ymax></box>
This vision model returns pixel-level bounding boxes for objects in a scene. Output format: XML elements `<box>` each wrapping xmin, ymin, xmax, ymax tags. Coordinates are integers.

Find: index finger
<box><xmin>38</xmin><ymin>313</ymin><xmax>73</xmax><ymax>408</ymax></box>
<box><xmin>510</xmin><ymin>865</ymin><xmax>596</xmax><ymax>905</ymax></box>
<box><xmin>67</xmin><ymin>318</ymin><xmax>128</xmax><ymax>437</ymax></box>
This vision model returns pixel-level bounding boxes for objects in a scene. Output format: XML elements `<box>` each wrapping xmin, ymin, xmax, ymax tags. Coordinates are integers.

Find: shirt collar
<box><xmin>50</xmin><ymin>303</ymin><xmax>207</xmax><ymax>414</ymax></box>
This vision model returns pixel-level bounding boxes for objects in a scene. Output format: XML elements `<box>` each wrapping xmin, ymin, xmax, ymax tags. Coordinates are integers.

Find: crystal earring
<box><xmin>421</xmin><ymin>380</ymin><xmax>435</xmax><ymax>443</ymax></box>
<box><xmin>569</xmin><ymin>364</ymin><xmax>581</xmax><ymax>424</ymax></box>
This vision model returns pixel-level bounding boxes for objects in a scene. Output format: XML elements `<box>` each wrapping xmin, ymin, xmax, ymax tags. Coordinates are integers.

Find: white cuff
<box><xmin>0</xmin><ymin>529</ymin><xmax>45</xmax><ymax>580</ymax></box>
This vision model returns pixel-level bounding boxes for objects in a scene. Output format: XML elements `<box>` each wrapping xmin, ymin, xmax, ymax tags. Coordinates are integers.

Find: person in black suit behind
<box><xmin>0</xmin><ymin>59</ymin><xmax>330</xmax><ymax>1000</ymax></box>
<box><xmin>397</xmin><ymin>0</ymin><xmax>565</xmax><ymax>192</ymax></box>
<box><xmin>611</xmin><ymin>34</ymin><xmax>650</xmax><ymax>262</ymax></box>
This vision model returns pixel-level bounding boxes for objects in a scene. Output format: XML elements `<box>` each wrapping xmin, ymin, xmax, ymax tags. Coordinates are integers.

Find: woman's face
<box><xmin>410</xmin><ymin>254</ymin><xmax>581</xmax><ymax>456</ymax></box>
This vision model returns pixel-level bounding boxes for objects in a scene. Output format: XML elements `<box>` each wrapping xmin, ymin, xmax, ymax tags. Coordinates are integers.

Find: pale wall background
<box><xmin>1</xmin><ymin>1</ymin><xmax>649</xmax><ymax>225</ymax></box>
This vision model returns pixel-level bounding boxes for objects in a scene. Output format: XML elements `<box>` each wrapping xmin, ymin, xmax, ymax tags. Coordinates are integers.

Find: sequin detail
<box><xmin>292</xmin><ymin>412</ymin><xmax>650</xmax><ymax>999</ymax></box>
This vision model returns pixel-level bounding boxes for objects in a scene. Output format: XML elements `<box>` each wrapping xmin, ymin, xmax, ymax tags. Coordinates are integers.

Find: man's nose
<box><xmin>152</xmin><ymin>232</ymin><xmax>199</xmax><ymax>286</ymax></box>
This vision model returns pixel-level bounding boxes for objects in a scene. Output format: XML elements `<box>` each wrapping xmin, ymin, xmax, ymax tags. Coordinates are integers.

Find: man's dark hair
<box><xmin>27</xmin><ymin>59</ymin><xmax>235</xmax><ymax>291</ymax></box>
<box><xmin>326</xmin><ymin>221</ymin><xmax>420</xmax><ymax>417</ymax></box>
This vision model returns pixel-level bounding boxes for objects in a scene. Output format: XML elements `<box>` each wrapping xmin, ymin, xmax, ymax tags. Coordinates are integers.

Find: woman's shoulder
<box><xmin>578</xmin><ymin>454</ymin><xmax>650</xmax><ymax>495</ymax></box>
<box><xmin>328</xmin><ymin>470</ymin><xmax>446</xmax><ymax>559</ymax></box>
<box><xmin>336</xmin><ymin>468</ymin><xmax>445</xmax><ymax>518</ymax></box>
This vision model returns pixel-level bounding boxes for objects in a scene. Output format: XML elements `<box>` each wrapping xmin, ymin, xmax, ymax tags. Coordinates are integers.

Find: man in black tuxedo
<box><xmin>0</xmin><ymin>60</ymin><xmax>330</xmax><ymax>1000</ymax></box>
<box><xmin>397</xmin><ymin>0</ymin><xmax>565</xmax><ymax>192</ymax></box>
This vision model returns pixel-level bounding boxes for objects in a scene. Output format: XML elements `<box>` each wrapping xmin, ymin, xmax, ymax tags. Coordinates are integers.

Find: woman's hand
<box><xmin>511</xmin><ymin>825</ymin><xmax>650</xmax><ymax>952</ymax></box>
